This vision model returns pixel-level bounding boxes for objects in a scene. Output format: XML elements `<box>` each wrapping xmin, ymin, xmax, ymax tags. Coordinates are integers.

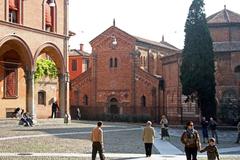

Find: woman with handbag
<box><xmin>181</xmin><ymin>121</ymin><xmax>201</xmax><ymax>160</ymax></box>
<box><xmin>160</xmin><ymin>115</ymin><xmax>170</xmax><ymax>140</ymax></box>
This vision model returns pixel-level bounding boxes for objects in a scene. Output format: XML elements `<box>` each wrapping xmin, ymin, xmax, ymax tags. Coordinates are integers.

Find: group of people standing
<box><xmin>90</xmin><ymin>117</ymin><xmax>240</xmax><ymax>160</ymax></box>
<box><xmin>201</xmin><ymin>117</ymin><xmax>219</xmax><ymax>144</ymax></box>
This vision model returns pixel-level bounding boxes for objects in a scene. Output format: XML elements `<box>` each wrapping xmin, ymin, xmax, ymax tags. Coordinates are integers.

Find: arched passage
<box><xmin>34</xmin><ymin>42</ymin><xmax>65</xmax><ymax>73</ymax></box>
<box><xmin>34</xmin><ymin>42</ymin><xmax>66</xmax><ymax>118</ymax></box>
<box><xmin>108</xmin><ymin>97</ymin><xmax>120</xmax><ymax>114</ymax></box>
<box><xmin>0</xmin><ymin>35</ymin><xmax>33</xmax><ymax>70</ymax></box>
<box><xmin>0</xmin><ymin>35</ymin><xmax>34</xmax><ymax>118</ymax></box>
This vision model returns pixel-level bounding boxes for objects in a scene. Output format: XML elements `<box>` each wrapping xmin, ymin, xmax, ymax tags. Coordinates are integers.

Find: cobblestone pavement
<box><xmin>0</xmin><ymin>119</ymin><xmax>239</xmax><ymax>160</ymax></box>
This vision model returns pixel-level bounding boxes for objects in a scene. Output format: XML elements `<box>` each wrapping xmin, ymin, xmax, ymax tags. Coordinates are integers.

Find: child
<box><xmin>200</xmin><ymin>138</ymin><xmax>220</xmax><ymax>160</ymax></box>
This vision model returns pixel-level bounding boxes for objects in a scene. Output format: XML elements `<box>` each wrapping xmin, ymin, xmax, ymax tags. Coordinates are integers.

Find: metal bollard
<box><xmin>64</xmin><ymin>113</ymin><xmax>71</xmax><ymax>124</ymax></box>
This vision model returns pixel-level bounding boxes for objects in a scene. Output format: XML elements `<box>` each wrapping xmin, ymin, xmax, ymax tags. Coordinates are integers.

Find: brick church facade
<box><xmin>0</xmin><ymin>0</ymin><xmax>70</xmax><ymax>119</ymax></box>
<box><xmin>70</xmin><ymin>25</ymin><xmax>183</xmax><ymax>123</ymax></box>
<box><xmin>70</xmin><ymin>7</ymin><xmax>240</xmax><ymax>123</ymax></box>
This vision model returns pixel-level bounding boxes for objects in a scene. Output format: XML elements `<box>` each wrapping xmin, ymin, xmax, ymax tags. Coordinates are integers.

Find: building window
<box><xmin>72</xmin><ymin>59</ymin><xmax>77</xmax><ymax>71</ymax></box>
<box><xmin>234</xmin><ymin>65</ymin><xmax>240</xmax><ymax>80</ymax></box>
<box><xmin>45</xmin><ymin>1</ymin><xmax>55</xmax><ymax>32</ymax></box>
<box><xmin>141</xmin><ymin>95</ymin><xmax>146</xmax><ymax>107</ymax></box>
<box><xmin>143</xmin><ymin>57</ymin><xmax>146</xmax><ymax>68</ymax></box>
<box><xmin>9</xmin><ymin>0</ymin><xmax>21</xmax><ymax>23</ymax></box>
<box><xmin>4</xmin><ymin>67</ymin><xmax>18</xmax><ymax>98</ymax></box>
<box><xmin>114</xmin><ymin>58</ymin><xmax>118</xmax><ymax>67</ymax></box>
<box><xmin>83</xmin><ymin>59</ymin><xmax>89</xmax><ymax>72</ymax></box>
<box><xmin>83</xmin><ymin>95</ymin><xmax>88</xmax><ymax>105</ymax></box>
<box><xmin>38</xmin><ymin>90</ymin><xmax>46</xmax><ymax>105</ymax></box>
<box><xmin>110</xmin><ymin>58</ymin><xmax>113</xmax><ymax>68</ymax></box>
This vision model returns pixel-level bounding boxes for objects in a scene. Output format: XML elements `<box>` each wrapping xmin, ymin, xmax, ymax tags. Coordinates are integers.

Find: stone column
<box><xmin>25</xmin><ymin>71</ymin><xmax>36</xmax><ymax>120</ymax></box>
<box><xmin>65</xmin><ymin>72</ymin><xmax>70</xmax><ymax>114</ymax></box>
<box><xmin>59</xmin><ymin>73</ymin><xmax>66</xmax><ymax>118</ymax></box>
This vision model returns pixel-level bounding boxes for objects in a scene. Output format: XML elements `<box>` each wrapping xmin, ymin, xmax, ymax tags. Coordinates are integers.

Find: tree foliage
<box><xmin>34</xmin><ymin>59</ymin><xmax>58</xmax><ymax>80</ymax></box>
<box><xmin>180</xmin><ymin>0</ymin><xmax>216</xmax><ymax>118</ymax></box>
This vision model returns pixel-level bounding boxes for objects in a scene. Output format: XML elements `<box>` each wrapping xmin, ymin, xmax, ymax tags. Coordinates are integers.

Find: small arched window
<box><xmin>110</xmin><ymin>58</ymin><xmax>113</xmax><ymax>68</ymax></box>
<box><xmin>45</xmin><ymin>0</ymin><xmax>56</xmax><ymax>32</ymax></box>
<box><xmin>9</xmin><ymin>0</ymin><xmax>22</xmax><ymax>24</ymax></box>
<box><xmin>141</xmin><ymin>95</ymin><xmax>146</xmax><ymax>107</ymax></box>
<box><xmin>38</xmin><ymin>90</ymin><xmax>46</xmax><ymax>105</ymax></box>
<box><xmin>114</xmin><ymin>58</ymin><xmax>118</xmax><ymax>67</ymax></box>
<box><xmin>83</xmin><ymin>95</ymin><xmax>88</xmax><ymax>105</ymax></box>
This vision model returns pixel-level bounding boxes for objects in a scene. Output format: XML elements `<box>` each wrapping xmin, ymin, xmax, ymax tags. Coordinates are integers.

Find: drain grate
<box><xmin>18</xmin><ymin>153</ymin><xmax>32</xmax><ymax>156</ymax></box>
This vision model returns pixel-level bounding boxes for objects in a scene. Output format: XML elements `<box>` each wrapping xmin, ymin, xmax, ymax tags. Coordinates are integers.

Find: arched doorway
<box><xmin>0</xmin><ymin>35</ymin><xmax>33</xmax><ymax>118</ymax></box>
<box><xmin>108</xmin><ymin>98</ymin><xmax>120</xmax><ymax>114</ymax></box>
<box><xmin>34</xmin><ymin>42</ymin><xmax>66</xmax><ymax>118</ymax></box>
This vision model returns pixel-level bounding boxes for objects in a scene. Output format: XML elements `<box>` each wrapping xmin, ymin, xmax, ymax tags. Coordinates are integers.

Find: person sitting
<box><xmin>19</xmin><ymin>112</ymin><xmax>33</xmax><ymax>127</ymax></box>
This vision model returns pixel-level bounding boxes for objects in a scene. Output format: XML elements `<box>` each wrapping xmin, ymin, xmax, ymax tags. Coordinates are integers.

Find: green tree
<box><xmin>180</xmin><ymin>0</ymin><xmax>216</xmax><ymax>118</ymax></box>
<box><xmin>34</xmin><ymin>59</ymin><xmax>58</xmax><ymax>80</ymax></box>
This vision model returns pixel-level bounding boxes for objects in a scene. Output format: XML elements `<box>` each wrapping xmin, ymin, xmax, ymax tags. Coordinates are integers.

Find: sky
<box><xmin>69</xmin><ymin>0</ymin><xmax>240</xmax><ymax>52</ymax></box>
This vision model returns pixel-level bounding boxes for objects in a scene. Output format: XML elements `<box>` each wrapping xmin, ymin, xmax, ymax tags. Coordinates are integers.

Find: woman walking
<box><xmin>181</xmin><ymin>121</ymin><xmax>201</xmax><ymax>160</ymax></box>
<box><xmin>142</xmin><ymin>121</ymin><xmax>155</xmax><ymax>157</ymax></box>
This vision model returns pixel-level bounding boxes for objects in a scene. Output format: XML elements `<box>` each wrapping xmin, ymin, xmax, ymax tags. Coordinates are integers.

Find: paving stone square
<box><xmin>0</xmin><ymin>119</ymin><xmax>239</xmax><ymax>160</ymax></box>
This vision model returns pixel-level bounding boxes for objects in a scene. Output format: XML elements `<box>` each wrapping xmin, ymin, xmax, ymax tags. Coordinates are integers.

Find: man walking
<box><xmin>142</xmin><ymin>121</ymin><xmax>155</xmax><ymax>157</ymax></box>
<box><xmin>51</xmin><ymin>97</ymin><xmax>59</xmax><ymax>118</ymax></box>
<box><xmin>91</xmin><ymin>121</ymin><xmax>105</xmax><ymax>160</ymax></box>
<box><xmin>201</xmin><ymin>117</ymin><xmax>209</xmax><ymax>143</ymax></box>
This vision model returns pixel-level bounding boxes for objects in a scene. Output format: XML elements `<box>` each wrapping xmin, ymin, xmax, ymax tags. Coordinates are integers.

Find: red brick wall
<box><xmin>209</xmin><ymin>27</ymin><xmax>230</xmax><ymax>42</ymax></box>
<box><xmin>230</xmin><ymin>27</ymin><xmax>240</xmax><ymax>41</ymax></box>
<box><xmin>69</xmin><ymin>56</ymin><xmax>83</xmax><ymax>80</ymax></box>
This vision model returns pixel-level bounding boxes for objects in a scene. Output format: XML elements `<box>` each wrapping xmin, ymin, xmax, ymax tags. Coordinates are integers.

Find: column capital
<box><xmin>24</xmin><ymin>70</ymin><xmax>35</xmax><ymax>81</ymax></box>
<box><xmin>58</xmin><ymin>72</ymin><xmax>69</xmax><ymax>83</ymax></box>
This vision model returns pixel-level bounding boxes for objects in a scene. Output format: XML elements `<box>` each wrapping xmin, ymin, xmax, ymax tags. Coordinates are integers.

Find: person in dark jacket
<box><xmin>51</xmin><ymin>97</ymin><xmax>59</xmax><ymax>118</ymax></box>
<box><xmin>201</xmin><ymin>117</ymin><xmax>209</xmax><ymax>143</ymax></box>
<box><xmin>209</xmin><ymin>117</ymin><xmax>218</xmax><ymax>144</ymax></box>
<box><xmin>181</xmin><ymin>121</ymin><xmax>201</xmax><ymax>160</ymax></box>
<box><xmin>200</xmin><ymin>138</ymin><xmax>220</xmax><ymax>160</ymax></box>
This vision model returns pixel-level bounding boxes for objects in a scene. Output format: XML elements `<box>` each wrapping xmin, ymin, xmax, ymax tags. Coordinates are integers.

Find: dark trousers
<box><xmin>92</xmin><ymin>142</ymin><xmax>105</xmax><ymax>160</ymax></box>
<box><xmin>144</xmin><ymin>143</ymin><xmax>152</xmax><ymax>157</ymax></box>
<box><xmin>211</xmin><ymin>130</ymin><xmax>218</xmax><ymax>143</ymax></box>
<box><xmin>51</xmin><ymin>111</ymin><xmax>56</xmax><ymax>118</ymax></box>
<box><xmin>185</xmin><ymin>147</ymin><xmax>198</xmax><ymax>160</ymax></box>
<box><xmin>236</xmin><ymin>132</ymin><xmax>240</xmax><ymax>143</ymax></box>
<box><xmin>161</xmin><ymin>128</ymin><xmax>170</xmax><ymax>139</ymax></box>
<box><xmin>202</xmin><ymin>128</ymin><xmax>208</xmax><ymax>143</ymax></box>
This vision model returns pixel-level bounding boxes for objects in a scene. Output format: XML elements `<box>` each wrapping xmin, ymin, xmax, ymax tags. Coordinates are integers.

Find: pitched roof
<box><xmin>207</xmin><ymin>8</ymin><xmax>240</xmax><ymax>24</ymax></box>
<box><xmin>135</xmin><ymin>36</ymin><xmax>179</xmax><ymax>51</ymax></box>
<box><xmin>90</xmin><ymin>25</ymin><xmax>179</xmax><ymax>51</ymax></box>
<box><xmin>69</xmin><ymin>49</ymin><xmax>90</xmax><ymax>57</ymax></box>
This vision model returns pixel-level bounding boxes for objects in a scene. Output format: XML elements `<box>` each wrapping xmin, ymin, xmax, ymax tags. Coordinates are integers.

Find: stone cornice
<box><xmin>0</xmin><ymin>20</ymin><xmax>69</xmax><ymax>39</ymax></box>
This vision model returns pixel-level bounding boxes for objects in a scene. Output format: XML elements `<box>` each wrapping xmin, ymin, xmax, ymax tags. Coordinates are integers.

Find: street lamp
<box><xmin>65</xmin><ymin>72</ymin><xmax>69</xmax><ymax>83</ymax></box>
<box><xmin>101</xmin><ymin>34</ymin><xmax>118</xmax><ymax>47</ymax></box>
<box><xmin>112</xmin><ymin>36</ymin><xmax>117</xmax><ymax>46</ymax></box>
<box><xmin>48</xmin><ymin>0</ymin><xmax>55</xmax><ymax>7</ymax></box>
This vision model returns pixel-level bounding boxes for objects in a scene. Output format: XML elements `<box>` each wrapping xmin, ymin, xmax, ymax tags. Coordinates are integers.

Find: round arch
<box><xmin>0</xmin><ymin>35</ymin><xmax>33</xmax><ymax>71</ymax></box>
<box><xmin>107</xmin><ymin>97</ymin><xmax>120</xmax><ymax>114</ymax></box>
<box><xmin>34</xmin><ymin>42</ymin><xmax>65</xmax><ymax>74</ymax></box>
